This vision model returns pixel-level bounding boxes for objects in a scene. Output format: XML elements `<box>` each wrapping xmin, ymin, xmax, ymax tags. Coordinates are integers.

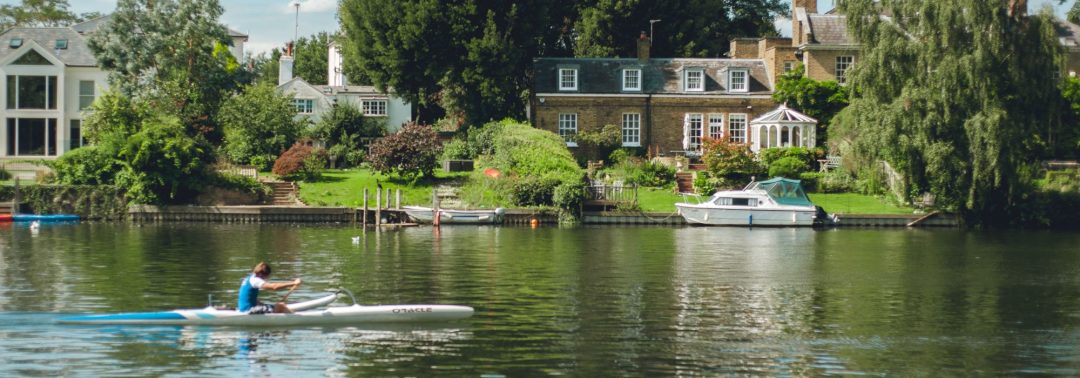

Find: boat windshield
<box><xmin>747</xmin><ymin>177</ymin><xmax>814</xmax><ymax>207</ymax></box>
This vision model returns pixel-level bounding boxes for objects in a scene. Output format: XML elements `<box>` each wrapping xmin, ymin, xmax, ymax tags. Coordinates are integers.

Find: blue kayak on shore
<box><xmin>12</xmin><ymin>214</ymin><xmax>80</xmax><ymax>222</ymax></box>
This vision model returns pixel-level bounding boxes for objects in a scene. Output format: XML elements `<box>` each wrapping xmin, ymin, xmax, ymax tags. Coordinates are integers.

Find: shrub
<box><xmin>798</xmin><ymin>172</ymin><xmax>824</xmax><ymax>192</ymax></box>
<box><xmin>219</xmin><ymin>83</ymin><xmax>301</xmax><ymax>170</ymax></box>
<box><xmin>818</xmin><ymin>169</ymin><xmax>855</xmax><ymax>193</ymax></box>
<box><xmin>367</xmin><ymin>122</ymin><xmax>442</xmax><ymax>179</ymax></box>
<box><xmin>0</xmin><ymin>167</ymin><xmax>9</xmax><ymax>180</ymax></box>
<box><xmin>575</xmin><ymin>124</ymin><xmax>621</xmax><ymax>164</ymax></box>
<box><xmin>48</xmin><ymin>145</ymin><xmax>123</xmax><ymax>185</ymax></box>
<box><xmin>440</xmin><ymin>139</ymin><xmax>471</xmax><ymax>160</ymax></box>
<box><xmin>760</xmin><ymin>147</ymin><xmax>814</xmax><ymax>168</ymax></box>
<box><xmin>114</xmin><ymin>115</ymin><xmax>212</xmax><ymax>204</ymax></box>
<box><xmin>273</xmin><ymin>142</ymin><xmax>324</xmax><ymax>181</ymax></box>
<box><xmin>701</xmin><ymin>138</ymin><xmax>764</xmax><ymax>183</ymax></box>
<box><xmin>768</xmin><ymin>156</ymin><xmax>809</xmax><ymax>179</ymax></box>
<box><xmin>466</xmin><ymin>120</ymin><xmax>502</xmax><ymax>156</ymax></box>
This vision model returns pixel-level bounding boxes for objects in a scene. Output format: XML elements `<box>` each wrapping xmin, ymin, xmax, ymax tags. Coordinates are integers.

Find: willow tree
<box><xmin>830</xmin><ymin>0</ymin><xmax>1062</xmax><ymax>225</ymax></box>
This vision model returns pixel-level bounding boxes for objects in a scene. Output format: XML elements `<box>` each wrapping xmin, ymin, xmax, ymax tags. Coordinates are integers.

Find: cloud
<box><xmin>283</xmin><ymin>0</ymin><xmax>337</xmax><ymax>14</ymax></box>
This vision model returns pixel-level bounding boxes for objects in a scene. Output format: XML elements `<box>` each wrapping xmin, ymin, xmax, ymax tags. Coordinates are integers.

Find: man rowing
<box><xmin>238</xmin><ymin>262</ymin><xmax>302</xmax><ymax>314</ymax></box>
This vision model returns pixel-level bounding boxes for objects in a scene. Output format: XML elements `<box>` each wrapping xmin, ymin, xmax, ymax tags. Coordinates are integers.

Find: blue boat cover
<box><xmin>13</xmin><ymin>214</ymin><xmax>80</xmax><ymax>222</ymax></box>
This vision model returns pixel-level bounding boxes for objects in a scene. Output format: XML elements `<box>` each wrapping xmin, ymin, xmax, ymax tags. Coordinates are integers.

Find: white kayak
<box><xmin>57</xmin><ymin>292</ymin><xmax>475</xmax><ymax>326</ymax></box>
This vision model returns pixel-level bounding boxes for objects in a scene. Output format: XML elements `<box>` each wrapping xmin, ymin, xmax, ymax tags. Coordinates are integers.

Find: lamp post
<box><xmin>649</xmin><ymin>19</ymin><xmax>661</xmax><ymax>45</ymax></box>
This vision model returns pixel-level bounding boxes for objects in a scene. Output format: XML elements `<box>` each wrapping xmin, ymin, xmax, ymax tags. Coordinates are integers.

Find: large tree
<box><xmin>339</xmin><ymin>0</ymin><xmax>568</xmax><ymax>127</ymax></box>
<box><xmin>772</xmin><ymin>64</ymin><xmax>849</xmax><ymax>146</ymax></box>
<box><xmin>294</xmin><ymin>32</ymin><xmax>332</xmax><ymax>85</ymax></box>
<box><xmin>338</xmin><ymin>0</ymin><xmax>784</xmax><ymax>128</ymax></box>
<box><xmin>88</xmin><ymin>0</ymin><xmax>235</xmax><ymax>140</ymax></box>
<box><xmin>830</xmin><ymin>0</ymin><xmax>1062</xmax><ymax>225</ymax></box>
<box><xmin>574</xmin><ymin>0</ymin><xmax>786</xmax><ymax>58</ymax></box>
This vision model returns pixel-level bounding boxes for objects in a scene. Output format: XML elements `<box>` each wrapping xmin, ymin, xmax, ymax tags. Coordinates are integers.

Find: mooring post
<box><xmin>375</xmin><ymin>188</ymin><xmax>382</xmax><ymax>230</ymax></box>
<box><xmin>395</xmin><ymin>189</ymin><xmax>401</xmax><ymax>209</ymax></box>
<box><xmin>385</xmin><ymin>188</ymin><xmax>391</xmax><ymax>208</ymax></box>
<box><xmin>363</xmin><ymin>188</ymin><xmax>369</xmax><ymax>228</ymax></box>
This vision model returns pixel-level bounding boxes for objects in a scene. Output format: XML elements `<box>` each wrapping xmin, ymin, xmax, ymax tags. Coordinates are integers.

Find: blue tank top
<box><xmin>237</xmin><ymin>274</ymin><xmax>260</xmax><ymax>311</ymax></box>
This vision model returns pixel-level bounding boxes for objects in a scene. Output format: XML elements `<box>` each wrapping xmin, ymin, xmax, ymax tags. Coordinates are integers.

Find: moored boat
<box><xmin>11</xmin><ymin>214</ymin><xmax>79</xmax><ymax>222</ymax></box>
<box><xmin>675</xmin><ymin>177</ymin><xmax>817</xmax><ymax>226</ymax></box>
<box><xmin>57</xmin><ymin>291</ymin><xmax>475</xmax><ymax>326</ymax></box>
<box><xmin>402</xmin><ymin>206</ymin><xmax>505</xmax><ymax>224</ymax></box>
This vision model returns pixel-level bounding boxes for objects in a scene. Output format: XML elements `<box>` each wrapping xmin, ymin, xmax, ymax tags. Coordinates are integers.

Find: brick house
<box><xmin>529</xmin><ymin>34</ymin><xmax>778</xmax><ymax>158</ymax></box>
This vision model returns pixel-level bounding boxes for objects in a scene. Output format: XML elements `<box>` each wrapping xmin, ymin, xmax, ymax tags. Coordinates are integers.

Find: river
<box><xmin>1</xmin><ymin>222</ymin><xmax>1079</xmax><ymax>376</ymax></box>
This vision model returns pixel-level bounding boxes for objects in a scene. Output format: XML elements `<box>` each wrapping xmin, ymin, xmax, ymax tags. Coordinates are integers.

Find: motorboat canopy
<box><xmin>744</xmin><ymin>177</ymin><xmax>813</xmax><ymax>208</ymax></box>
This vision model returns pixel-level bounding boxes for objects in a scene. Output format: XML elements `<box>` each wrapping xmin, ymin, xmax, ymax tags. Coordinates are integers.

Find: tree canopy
<box><xmin>0</xmin><ymin>0</ymin><xmax>78</xmax><ymax>28</ymax></box>
<box><xmin>772</xmin><ymin>64</ymin><xmax>849</xmax><ymax>146</ymax></box>
<box><xmin>338</xmin><ymin>0</ymin><xmax>786</xmax><ymax>127</ymax></box>
<box><xmin>294</xmin><ymin>32</ymin><xmax>332</xmax><ymax>85</ymax></box>
<box><xmin>831</xmin><ymin>0</ymin><xmax>1063</xmax><ymax>225</ymax></box>
<box><xmin>88</xmin><ymin>0</ymin><xmax>236</xmax><ymax>140</ymax></box>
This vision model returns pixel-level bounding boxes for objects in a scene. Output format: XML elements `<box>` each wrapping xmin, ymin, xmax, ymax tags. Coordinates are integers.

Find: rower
<box><xmin>238</xmin><ymin>262</ymin><xmax>302</xmax><ymax>314</ymax></box>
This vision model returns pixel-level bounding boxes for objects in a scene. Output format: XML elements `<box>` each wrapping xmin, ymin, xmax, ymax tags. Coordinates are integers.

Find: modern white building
<box><xmin>0</xmin><ymin>27</ymin><xmax>106</xmax><ymax>161</ymax></box>
<box><xmin>277</xmin><ymin>41</ymin><xmax>411</xmax><ymax>133</ymax></box>
<box><xmin>0</xmin><ymin>17</ymin><xmax>247</xmax><ymax>178</ymax></box>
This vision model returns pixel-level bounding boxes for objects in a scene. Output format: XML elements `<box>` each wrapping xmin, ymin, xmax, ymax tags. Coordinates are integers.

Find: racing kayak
<box><xmin>57</xmin><ymin>292</ymin><xmax>475</xmax><ymax>326</ymax></box>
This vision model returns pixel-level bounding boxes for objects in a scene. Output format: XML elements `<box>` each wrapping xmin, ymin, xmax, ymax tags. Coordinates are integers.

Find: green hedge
<box><xmin>0</xmin><ymin>184</ymin><xmax>128</xmax><ymax>220</ymax></box>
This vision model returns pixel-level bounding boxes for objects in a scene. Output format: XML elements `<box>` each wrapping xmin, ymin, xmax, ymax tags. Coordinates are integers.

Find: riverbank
<box><xmin>124</xmin><ymin>205</ymin><xmax>959</xmax><ymax>227</ymax></box>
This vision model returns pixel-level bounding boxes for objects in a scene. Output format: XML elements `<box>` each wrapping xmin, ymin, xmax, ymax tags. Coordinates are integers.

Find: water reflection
<box><xmin>2</xmin><ymin>224</ymin><xmax>1080</xmax><ymax>375</ymax></box>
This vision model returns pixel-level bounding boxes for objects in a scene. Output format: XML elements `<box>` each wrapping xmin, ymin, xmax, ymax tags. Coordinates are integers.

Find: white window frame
<box><xmin>622</xmin><ymin>69</ymin><xmax>641</xmax><ymax>91</ymax></box>
<box><xmin>78</xmin><ymin>80</ymin><xmax>95</xmax><ymax>111</ymax></box>
<box><xmin>622</xmin><ymin>113</ymin><xmax>641</xmax><ymax>147</ymax></box>
<box><xmin>728</xmin><ymin>69</ymin><xmax>748</xmax><ymax>93</ymax></box>
<box><xmin>292</xmin><ymin>98</ymin><xmax>314</xmax><ymax>114</ymax></box>
<box><xmin>783</xmin><ymin>61</ymin><xmax>796</xmax><ymax>72</ymax></box>
<box><xmin>5</xmin><ymin>117</ymin><xmax>57</xmax><ymax>156</ymax></box>
<box><xmin>362</xmin><ymin>99</ymin><xmax>388</xmax><ymax>116</ymax></box>
<box><xmin>558</xmin><ymin>113</ymin><xmax>578</xmax><ymax>147</ymax></box>
<box><xmin>558</xmin><ymin>68</ymin><xmax>578</xmax><ymax>91</ymax></box>
<box><xmin>835</xmin><ymin>56</ymin><xmax>854</xmax><ymax>84</ymax></box>
<box><xmin>728</xmin><ymin>113</ymin><xmax>747</xmax><ymax>144</ymax></box>
<box><xmin>6</xmin><ymin>75</ymin><xmax>58</xmax><ymax>110</ymax></box>
<box><xmin>684</xmin><ymin>69</ymin><xmax>704</xmax><ymax>92</ymax></box>
<box><xmin>687</xmin><ymin>113</ymin><xmax>703</xmax><ymax>150</ymax></box>
<box><xmin>707</xmin><ymin>113</ymin><xmax>724</xmax><ymax>140</ymax></box>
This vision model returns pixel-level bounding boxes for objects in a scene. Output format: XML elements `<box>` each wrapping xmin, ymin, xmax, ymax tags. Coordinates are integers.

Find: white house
<box><xmin>0</xmin><ymin>27</ymin><xmax>106</xmax><ymax>162</ymax></box>
<box><xmin>276</xmin><ymin>42</ymin><xmax>411</xmax><ymax>133</ymax></box>
<box><xmin>0</xmin><ymin>18</ymin><xmax>247</xmax><ymax>178</ymax></box>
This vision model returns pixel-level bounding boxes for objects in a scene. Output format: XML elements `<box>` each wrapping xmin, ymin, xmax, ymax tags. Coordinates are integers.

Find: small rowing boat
<box><xmin>57</xmin><ymin>290</ymin><xmax>474</xmax><ymax>326</ymax></box>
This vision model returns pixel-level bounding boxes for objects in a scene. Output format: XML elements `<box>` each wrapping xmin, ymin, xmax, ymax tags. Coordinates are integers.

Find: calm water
<box><xmin>2</xmin><ymin>222</ymin><xmax>1080</xmax><ymax>376</ymax></box>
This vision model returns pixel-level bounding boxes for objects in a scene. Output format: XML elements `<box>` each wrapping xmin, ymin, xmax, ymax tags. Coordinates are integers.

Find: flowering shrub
<box><xmin>273</xmin><ymin>142</ymin><xmax>325</xmax><ymax>181</ymax></box>
<box><xmin>366</xmin><ymin>122</ymin><xmax>442</xmax><ymax>180</ymax></box>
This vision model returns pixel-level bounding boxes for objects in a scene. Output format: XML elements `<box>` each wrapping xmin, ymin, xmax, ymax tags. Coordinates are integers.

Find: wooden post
<box><xmin>375</xmin><ymin>188</ymin><xmax>382</xmax><ymax>230</ymax></box>
<box><xmin>385</xmin><ymin>188</ymin><xmax>391</xmax><ymax>208</ymax></box>
<box><xmin>395</xmin><ymin>189</ymin><xmax>401</xmax><ymax>209</ymax></box>
<box><xmin>363</xmin><ymin>188</ymin><xmax>369</xmax><ymax>228</ymax></box>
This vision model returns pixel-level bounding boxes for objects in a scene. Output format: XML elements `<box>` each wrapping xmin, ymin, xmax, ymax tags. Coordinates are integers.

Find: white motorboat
<box><xmin>402</xmin><ymin>206</ymin><xmax>505</xmax><ymax>224</ymax></box>
<box><xmin>675</xmin><ymin>177</ymin><xmax>817</xmax><ymax>226</ymax></box>
<box><xmin>57</xmin><ymin>290</ymin><xmax>475</xmax><ymax>326</ymax></box>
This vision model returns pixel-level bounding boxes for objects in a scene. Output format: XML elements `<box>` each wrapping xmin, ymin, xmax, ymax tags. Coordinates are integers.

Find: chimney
<box><xmin>637</xmin><ymin>31</ymin><xmax>650</xmax><ymax>63</ymax></box>
<box><xmin>279</xmin><ymin>42</ymin><xmax>294</xmax><ymax>86</ymax></box>
<box><xmin>793</xmin><ymin>0</ymin><xmax>817</xmax><ymax>15</ymax></box>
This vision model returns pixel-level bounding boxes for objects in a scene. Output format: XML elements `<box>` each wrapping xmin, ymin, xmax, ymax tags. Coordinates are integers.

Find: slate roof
<box><xmin>313</xmin><ymin>85</ymin><xmax>387</xmax><ymax>96</ymax></box>
<box><xmin>0</xmin><ymin>27</ymin><xmax>97</xmax><ymax>67</ymax></box>
<box><xmin>806</xmin><ymin>14</ymin><xmax>854</xmax><ymax>45</ymax></box>
<box><xmin>533</xmin><ymin>58</ymin><xmax>773</xmax><ymax>95</ymax></box>
<box><xmin>750</xmin><ymin>104</ymin><xmax>818</xmax><ymax>124</ymax></box>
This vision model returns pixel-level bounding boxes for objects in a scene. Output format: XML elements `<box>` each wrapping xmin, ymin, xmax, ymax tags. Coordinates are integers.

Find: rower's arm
<box><xmin>262</xmin><ymin>279</ymin><xmax>302</xmax><ymax>290</ymax></box>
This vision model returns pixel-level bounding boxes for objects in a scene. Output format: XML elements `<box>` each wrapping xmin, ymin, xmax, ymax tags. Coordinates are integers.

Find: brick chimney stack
<box><xmin>637</xmin><ymin>31</ymin><xmax>651</xmax><ymax>62</ymax></box>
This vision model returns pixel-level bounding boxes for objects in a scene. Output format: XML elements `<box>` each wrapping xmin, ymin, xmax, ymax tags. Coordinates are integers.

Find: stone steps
<box><xmin>265</xmin><ymin>181</ymin><xmax>298</xmax><ymax>206</ymax></box>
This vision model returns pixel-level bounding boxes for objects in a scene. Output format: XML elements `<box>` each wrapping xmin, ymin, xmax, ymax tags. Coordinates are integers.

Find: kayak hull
<box><xmin>11</xmin><ymin>214</ymin><xmax>79</xmax><ymax>222</ymax></box>
<box><xmin>58</xmin><ymin>304</ymin><xmax>475</xmax><ymax>326</ymax></box>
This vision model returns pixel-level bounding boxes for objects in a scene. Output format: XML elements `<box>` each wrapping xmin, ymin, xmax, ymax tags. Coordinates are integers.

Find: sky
<box><xmin>0</xmin><ymin>0</ymin><xmax>1074</xmax><ymax>57</ymax></box>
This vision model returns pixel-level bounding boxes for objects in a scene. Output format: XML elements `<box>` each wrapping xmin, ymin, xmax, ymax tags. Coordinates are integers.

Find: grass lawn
<box><xmin>297</xmin><ymin>168</ymin><xmax>470</xmax><ymax>207</ymax></box>
<box><xmin>808</xmin><ymin>192</ymin><xmax>914</xmax><ymax>214</ymax></box>
<box><xmin>296</xmin><ymin>169</ymin><xmax>915</xmax><ymax>215</ymax></box>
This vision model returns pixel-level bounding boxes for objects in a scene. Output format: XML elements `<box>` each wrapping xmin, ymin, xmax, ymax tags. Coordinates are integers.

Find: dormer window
<box><xmin>9</xmin><ymin>38</ymin><xmax>22</xmax><ymax>48</ymax></box>
<box><xmin>728</xmin><ymin>69</ymin><xmax>748</xmax><ymax>93</ymax></box>
<box><xmin>55</xmin><ymin>39</ymin><xmax>68</xmax><ymax>49</ymax></box>
<box><xmin>559</xmin><ymin>68</ymin><xmax>578</xmax><ymax>91</ymax></box>
<box><xmin>622</xmin><ymin>68</ymin><xmax>641</xmax><ymax>91</ymax></box>
<box><xmin>684</xmin><ymin>69</ymin><xmax>704</xmax><ymax>92</ymax></box>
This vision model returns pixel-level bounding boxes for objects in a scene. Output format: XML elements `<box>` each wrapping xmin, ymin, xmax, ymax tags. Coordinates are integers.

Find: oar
<box><xmin>273</xmin><ymin>280</ymin><xmax>301</xmax><ymax>313</ymax></box>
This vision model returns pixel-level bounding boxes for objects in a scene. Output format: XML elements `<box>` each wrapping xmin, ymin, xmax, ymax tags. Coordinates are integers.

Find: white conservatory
<box><xmin>749</xmin><ymin>104</ymin><xmax>817</xmax><ymax>153</ymax></box>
